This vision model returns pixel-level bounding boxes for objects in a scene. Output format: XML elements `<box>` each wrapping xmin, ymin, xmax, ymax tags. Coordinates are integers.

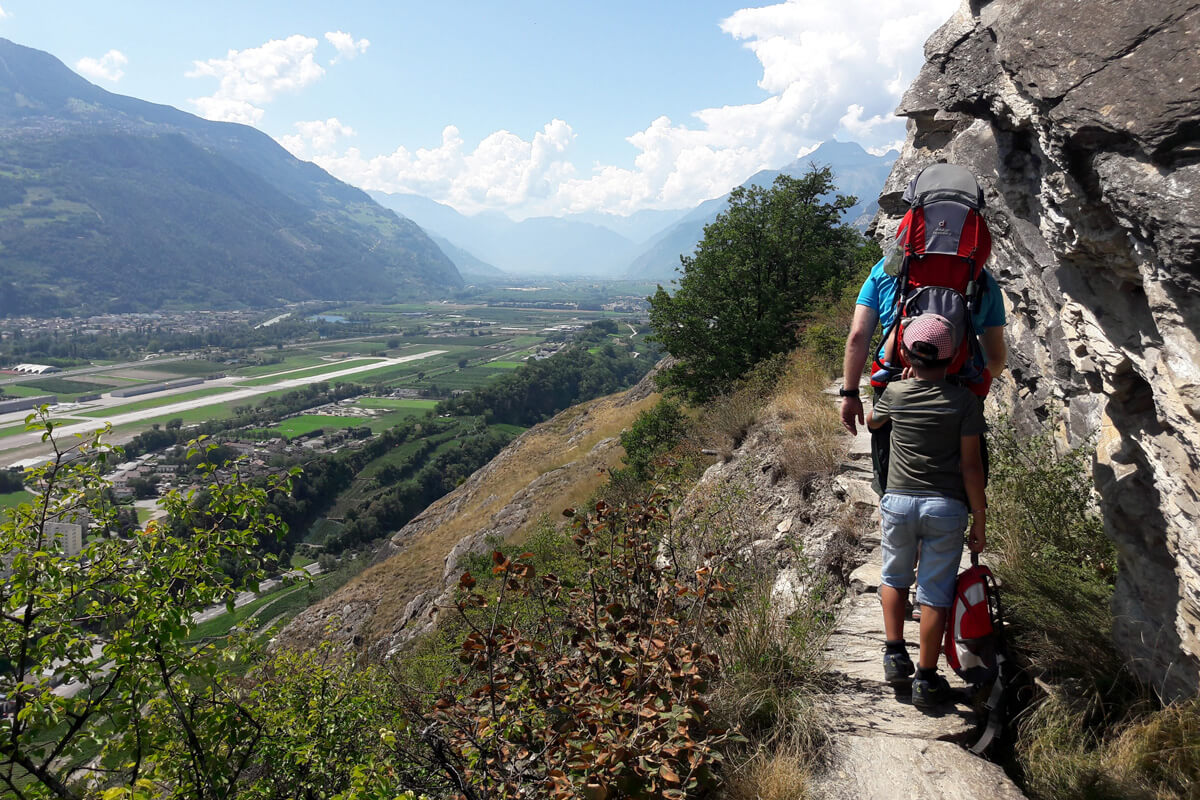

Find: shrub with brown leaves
<box><xmin>414</xmin><ymin>496</ymin><xmax>740</xmax><ymax>800</ymax></box>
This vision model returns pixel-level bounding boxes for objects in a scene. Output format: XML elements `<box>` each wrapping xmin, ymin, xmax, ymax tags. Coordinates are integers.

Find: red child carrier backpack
<box><xmin>945</xmin><ymin>552</ymin><xmax>1011</xmax><ymax>754</ymax></box>
<box><xmin>870</xmin><ymin>163</ymin><xmax>994</xmax><ymax>397</ymax></box>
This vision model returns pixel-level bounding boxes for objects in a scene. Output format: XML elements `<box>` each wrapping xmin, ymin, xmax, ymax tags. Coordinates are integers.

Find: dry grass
<box><xmin>710</xmin><ymin>564</ymin><xmax>833</xmax><ymax>800</ymax></box>
<box><xmin>769</xmin><ymin>352</ymin><xmax>846</xmax><ymax>487</ymax></box>
<box><xmin>281</xmin><ymin>385</ymin><xmax>661</xmax><ymax>651</ymax></box>
<box><xmin>699</xmin><ymin>390</ymin><xmax>765</xmax><ymax>460</ymax></box>
<box><xmin>722</xmin><ymin>747</ymin><xmax>813</xmax><ymax>800</ymax></box>
<box><xmin>1019</xmin><ymin>692</ymin><xmax>1200</xmax><ymax>800</ymax></box>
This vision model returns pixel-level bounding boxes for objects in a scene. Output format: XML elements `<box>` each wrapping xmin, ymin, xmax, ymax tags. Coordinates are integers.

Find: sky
<box><xmin>0</xmin><ymin>0</ymin><xmax>959</xmax><ymax>219</ymax></box>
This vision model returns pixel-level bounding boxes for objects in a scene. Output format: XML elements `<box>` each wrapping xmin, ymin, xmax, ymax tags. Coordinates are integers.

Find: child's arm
<box><xmin>961</xmin><ymin>433</ymin><xmax>986</xmax><ymax>553</ymax></box>
<box><xmin>866</xmin><ymin>394</ymin><xmax>890</xmax><ymax>430</ymax></box>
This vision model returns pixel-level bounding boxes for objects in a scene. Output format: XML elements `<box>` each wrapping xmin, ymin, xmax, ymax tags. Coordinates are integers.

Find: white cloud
<box><xmin>324</xmin><ymin>30</ymin><xmax>370</xmax><ymax>62</ymax></box>
<box><xmin>187</xmin><ymin>35</ymin><xmax>324</xmax><ymax>124</ymax></box>
<box><xmin>313</xmin><ymin>120</ymin><xmax>578</xmax><ymax>216</ymax></box>
<box><xmin>302</xmin><ymin>0</ymin><xmax>958</xmax><ymax>216</ymax></box>
<box><xmin>279</xmin><ymin>117</ymin><xmax>357</xmax><ymax>160</ymax></box>
<box><xmin>75</xmin><ymin>50</ymin><xmax>128</xmax><ymax>83</ymax></box>
<box><xmin>0</xmin><ymin>6</ymin><xmax>9</xmax><ymax>20</ymax></box>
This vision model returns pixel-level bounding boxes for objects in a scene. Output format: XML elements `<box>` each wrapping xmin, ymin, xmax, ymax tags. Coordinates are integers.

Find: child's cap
<box><xmin>902</xmin><ymin>314</ymin><xmax>956</xmax><ymax>363</ymax></box>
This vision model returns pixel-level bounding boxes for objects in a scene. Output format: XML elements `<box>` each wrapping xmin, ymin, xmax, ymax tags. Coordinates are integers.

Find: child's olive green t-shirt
<box><xmin>871</xmin><ymin>379</ymin><xmax>987</xmax><ymax>503</ymax></box>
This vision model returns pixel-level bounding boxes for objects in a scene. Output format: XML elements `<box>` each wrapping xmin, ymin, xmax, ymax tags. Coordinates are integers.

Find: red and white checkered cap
<box><xmin>902</xmin><ymin>313</ymin><xmax>956</xmax><ymax>362</ymax></box>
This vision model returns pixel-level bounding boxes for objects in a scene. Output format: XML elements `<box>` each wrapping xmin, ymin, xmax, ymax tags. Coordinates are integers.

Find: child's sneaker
<box><xmin>911</xmin><ymin>672</ymin><xmax>954</xmax><ymax>708</ymax></box>
<box><xmin>882</xmin><ymin>648</ymin><xmax>915</xmax><ymax>684</ymax></box>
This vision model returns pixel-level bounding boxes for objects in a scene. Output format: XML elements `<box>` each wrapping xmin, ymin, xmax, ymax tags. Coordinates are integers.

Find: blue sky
<box><xmin>0</xmin><ymin>0</ymin><xmax>958</xmax><ymax>218</ymax></box>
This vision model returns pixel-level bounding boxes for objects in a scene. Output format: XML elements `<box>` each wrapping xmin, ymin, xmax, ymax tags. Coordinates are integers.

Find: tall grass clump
<box><xmin>987</xmin><ymin>417</ymin><xmax>1200</xmax><ymax>800</ymax></box>
<box><xmin>769</xmin><ymin>351</ymin><xmax>846</xmax><ymax>488</ymax></box>
<box><xmin>711</xmin><ymin>552</ymin><xmax>835</xmax><ymax>800</ymax></box>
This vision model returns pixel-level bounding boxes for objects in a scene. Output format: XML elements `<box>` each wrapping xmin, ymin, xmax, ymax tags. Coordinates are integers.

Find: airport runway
<box><xmin>0</xmin><ymin>350</ymin><xmax>446</xmax><ymax>460</ymax></box>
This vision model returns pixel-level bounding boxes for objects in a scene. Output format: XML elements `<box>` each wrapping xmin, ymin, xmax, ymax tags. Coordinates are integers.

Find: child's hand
<box><xmin>968</xmin><ymin>514</ymin><xmax>986</xmax><ymax>553</ymax></box>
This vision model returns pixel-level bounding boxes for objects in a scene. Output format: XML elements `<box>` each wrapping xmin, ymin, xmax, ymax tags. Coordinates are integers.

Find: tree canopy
<box><xmin>648</xmin><ymin>167</ymin><xmax>874</xmax><ymax>401</ymax></box>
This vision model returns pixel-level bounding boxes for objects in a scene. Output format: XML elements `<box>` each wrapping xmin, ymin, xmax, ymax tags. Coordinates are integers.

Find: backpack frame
<box><xmin>870</xmin><ymin>164</ymin><xmax>993</xmax><ymax>397</ymax></box>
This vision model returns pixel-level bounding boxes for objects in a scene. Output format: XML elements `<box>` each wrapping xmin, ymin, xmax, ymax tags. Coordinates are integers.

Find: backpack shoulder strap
<box><xmin>969</xmin><ymin>650</ymin><xmax>1007</xmax><ymax>755</ymax></box>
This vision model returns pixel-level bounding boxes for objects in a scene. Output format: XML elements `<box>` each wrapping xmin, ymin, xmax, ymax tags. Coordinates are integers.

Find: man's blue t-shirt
<box><xmin>856</xmin><ymin>257</ymin><xmax>1005</xmax><ymax>359</ymax></box>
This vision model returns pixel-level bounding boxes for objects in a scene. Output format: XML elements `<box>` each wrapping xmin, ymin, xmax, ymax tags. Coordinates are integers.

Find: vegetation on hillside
<box><xmin>437</xmin><ymin>319</ymin><xmax>656</xmax><ymax>426</ymax></box>
<box><xmin>647</xmin><ymin>167</ymin><xmax>878</xmax><ymax>402</ymax></box>
<box><xmin>986</xmin><ymin>420</ymin><xmax>1200</xmax><ymax>800</ymax></box>
<box><xmin>0</xmin><ymin>37</ymin><xmax>462</xmax><ymax>316</ymax></box>
<box><xmin>0</xmin><ymin>408</ymin><xmax>837</xmax><ymax>799</ymax></box>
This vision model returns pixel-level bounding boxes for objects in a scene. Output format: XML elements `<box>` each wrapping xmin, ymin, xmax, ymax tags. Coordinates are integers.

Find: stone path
<box><xmin>812</xmin><ymin>399</ymin><xmax>1026</xmax><ymax>799</ymax></box>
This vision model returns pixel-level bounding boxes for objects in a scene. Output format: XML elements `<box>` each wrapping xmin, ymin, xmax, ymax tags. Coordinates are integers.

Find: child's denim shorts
<box><xmin>879</xmin><ymin>492</ymin><xmax>968</xmax><ymax>608</ymax></box>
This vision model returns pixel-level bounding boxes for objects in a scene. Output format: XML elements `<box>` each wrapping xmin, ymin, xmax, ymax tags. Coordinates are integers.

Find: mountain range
<box><xmin>0</xmin><ymin>37</ymin><xmax>895</xmax><ymax>313</ymax></box>
<box><xmin>371</xmin><ymin>140</ymin><xmax>895</xmax><ymax>282</ymax></box>
<box><xmin>0</xmin><ymin>39</ymin><xmax>462</xmax><ymax>316</ymax></box>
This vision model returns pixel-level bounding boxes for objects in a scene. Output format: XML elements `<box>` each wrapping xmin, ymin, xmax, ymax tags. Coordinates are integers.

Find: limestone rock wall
<box><xmin>877</xmin><ymin>0</ymin><xmax>1200</xmax><ymax>699</ymax></box>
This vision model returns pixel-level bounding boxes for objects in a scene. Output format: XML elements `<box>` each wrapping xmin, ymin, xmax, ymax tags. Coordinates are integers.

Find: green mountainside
<box><xmin>0</xmin><ymin>39</ymin><xmax>462</xmax><ymax>315</ymax></box>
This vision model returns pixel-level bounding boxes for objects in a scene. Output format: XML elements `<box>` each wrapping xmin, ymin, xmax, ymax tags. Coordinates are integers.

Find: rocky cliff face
<box><xmin>877</xmin><ymin>0</ymin><xmax>1199</xmax><ymax>698</ymax></box>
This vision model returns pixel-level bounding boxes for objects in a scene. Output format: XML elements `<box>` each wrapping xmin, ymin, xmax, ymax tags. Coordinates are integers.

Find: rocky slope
<box><xmin>874</xmin><ymin>0</ymin><xmax>1199</xmax><ymax>699</ymax></box>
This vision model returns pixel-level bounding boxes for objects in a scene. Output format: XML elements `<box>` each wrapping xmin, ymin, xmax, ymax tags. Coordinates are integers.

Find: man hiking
<box><xmin>839</xmin><ymin>163</ymin><xmax>1007</xmax><ymax>493</ymax></box>
<box><xmin>866</xmin><ymin>314</ymin><xmax>988</xmax><ymax>707</ymax></box>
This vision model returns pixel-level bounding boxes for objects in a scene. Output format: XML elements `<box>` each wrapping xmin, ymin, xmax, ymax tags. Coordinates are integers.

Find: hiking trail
<box><xmin>811</xmin><ymin>399</ymin><xmax>1026</xmax><ymax>798</ymax></box>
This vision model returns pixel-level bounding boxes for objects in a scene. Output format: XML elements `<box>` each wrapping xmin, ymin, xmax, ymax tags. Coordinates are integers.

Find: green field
<box><xmin>238</xmin><ymin>358</ymin><xmax>382</xmax><ymax>387</ymax></box>
<box><xmin>259</xmin><ymin>414</ymin><xmax>364</xmax><ymax>439</ymax></box>
<box><xmin>1</xmin><ymin>383</ymin><xmax>62</xmax><ymax>398</ymax></box>
<box><xmin>306</xmin><ymin>518</ymin><xmax>344</xmax><ymax>545</ymax></box>
<box><xmin>80</xmin><ymin>386</ymin><xmax>236</xmax><ymax>418</ymax></box>
<box><xmin>139</xmin><ymin>359</ymin><xmax>228</xmax><ymax>377</ymax></box>
<box><xmin>306</xmin><ymin>340</ymin><xmax>393</xmax><ymax>355</ymax></box>
<box><xmin>0</xmin><ymin>489</ymin><xmax>32</xmax><ymax>508</ymax></box>
<box><xmin>317</xmin><ymin>354</ymin><xmax>462</xmax><ymax>387</ymax></box>
<box><xmin>233</xmin><ymin>354</ymin><xmax>330</xmax><ymax>377</ymax></box>
<box><xmin>354</xmin><ymin>397</ymin><xmax>438</xmax><ymax>412</ymax></box>
<box><xmin>428</xmin><ymin>366</ymin><xmax>512</xmax><ymax>390</ymax></box>
<box><xmin>488</xmin><ymin>361</ymin><xmax>523</xmax><ymax>369</ymax></box>
<box><xmin>0</xmin><ymin>423</ymin><xmax>30</xmax><ymax>439</ymax></box>
<box><xmin>23</xmin><ymin>377</ymin><xmax>119</xmax><ymax>395</ymax></box>
<box><xmin>189</xmin><ymin>582</ymin><xmax>308</xmax><ymax>641</ymax></box>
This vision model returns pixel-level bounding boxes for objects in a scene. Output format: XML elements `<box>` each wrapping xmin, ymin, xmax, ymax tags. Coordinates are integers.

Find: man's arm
<box><xmin>961</xmin><ymin>434</ymin><xmax>987</xmax><ymax>553</ymax></box>
<box><xmin>980</xmin><ymin>326</ymin><xmax>1007</xmax><ymax>379</ymax></box>
<box><xmin>841</xmin><ymin>304</ymin><xmax>879</xmax><ymax>434</ymax></box>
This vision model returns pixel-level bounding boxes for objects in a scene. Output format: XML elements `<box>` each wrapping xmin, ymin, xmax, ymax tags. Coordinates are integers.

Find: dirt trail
<box><xmin>812</xmin><ymin>399</ymin><xmax>1026</xmax><ymax>799</ymax></box>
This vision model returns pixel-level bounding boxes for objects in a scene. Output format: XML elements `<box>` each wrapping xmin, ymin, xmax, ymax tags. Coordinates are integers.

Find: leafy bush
<box><xmin>619</xmin><ymin>399</ymin><xmax>692</xmax><ymax>481</ymax></box>
<box><xmin>405</xmin><ymin>497</ymin><xmax>740</xmax><ymax>799</ymax></box>
<box><xmin>0</xmin><ymin>415</ymin><xmax>296</xmax><ymax>799</ymax></box>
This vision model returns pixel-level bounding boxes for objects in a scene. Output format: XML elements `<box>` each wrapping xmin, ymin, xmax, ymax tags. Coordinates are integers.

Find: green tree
<box><xmin>0</xmin><ymin>411</ymin><xmax>294</xmax><ymax>799</ymax></box>
<box><xmin>647</xmin><ymin>167</ymin><xmax>867</xmax><ymax>401</ymax></box>
<box><xmin>619</xmin><ymin>399</ymin><xmax>691</xmax><ymax>481</ymax></box>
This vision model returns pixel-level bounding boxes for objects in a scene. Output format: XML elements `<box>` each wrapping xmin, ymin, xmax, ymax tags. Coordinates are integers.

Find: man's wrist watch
<box><xmin>838</xmin><ymin>387</ymin><xmax>860</xmax><ymax>398</ymax></box>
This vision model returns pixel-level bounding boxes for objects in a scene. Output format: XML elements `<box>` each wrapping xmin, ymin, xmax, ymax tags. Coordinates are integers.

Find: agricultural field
<box><xmin>0</xmin><ymin>489</ymin><xmax>32</xmax><ymax>508</ymax></box>
<box><xmin>0</xmin><ymin>288</ymin><xmax>647</xmax><ymax>468</ymax></box>
<box><xmin>353</xmin><ymin>397</ymin><xmax>438</xmax><ymax>412</ymax></box>
<box><xmin>237</xmin><ymin>358</ymin><xmax>382</xmax><ymax>387</ymax></box>
<box><xmin>80</xmin><ymin>386</ymin><xmax>236</xmax><ymax>417</ymax></box>
<box><xmin>138</xmin><ymin>359</ymin><xmax>228</xmax><ymax>377</ymax></box>
<box><xmin>253</xmin><ymin>414</ymin><xmax>362</xmax><ymax>439</ymax></box>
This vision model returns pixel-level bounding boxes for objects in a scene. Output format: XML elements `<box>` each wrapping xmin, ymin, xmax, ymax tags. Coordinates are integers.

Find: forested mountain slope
<box><xmin>0</xmin><ymin>39</ymin><xmax>462</xmax><ymax>315</ymax></box>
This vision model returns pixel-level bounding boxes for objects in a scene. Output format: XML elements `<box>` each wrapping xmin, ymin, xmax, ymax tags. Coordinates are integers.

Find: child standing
<box><xmin>867</xmin><ymin>313</ymin><xmax>987</xmax><ymax>708</ymax></box>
